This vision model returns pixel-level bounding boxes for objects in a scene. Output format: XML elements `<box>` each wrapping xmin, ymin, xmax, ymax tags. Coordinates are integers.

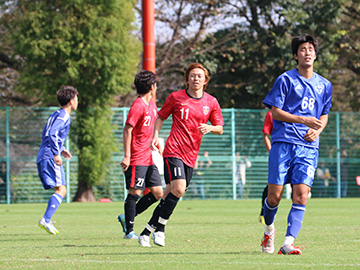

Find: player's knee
<box><xmin>153</xmin><ymin>191</ymin><xmax>163</xmax><ymax>200</ymax></box>
<box><xmin>171</xmin><ymin>188</ymin><xmax>185</xmax><ymax>198</ymax></box>
<box><xmin>293</xmin><ymin>193</ymin><xmax>308</xmax><ymax>205</ymax></box>
<box><xmin>267</xmin><ymin>194</ymin><xmax>281</xmax><ymax>207</ymax></box>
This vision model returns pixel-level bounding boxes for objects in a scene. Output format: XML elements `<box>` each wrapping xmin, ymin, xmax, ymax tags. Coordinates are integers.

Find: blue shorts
<box><xmin>37</xmin><ymin>159</ymin><xmax>66</xmax><ymax>190</ymax></box>
<box><xmin>268</xmin><ymin>142</ymin><xmax>318</xmax><ymax>188</ymax></box>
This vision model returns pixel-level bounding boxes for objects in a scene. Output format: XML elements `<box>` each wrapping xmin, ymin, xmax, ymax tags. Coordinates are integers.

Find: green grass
<box><xmin>1</xmin><ymin>199</ymin><xmax>359</xmax><ymax>269</ymax></box>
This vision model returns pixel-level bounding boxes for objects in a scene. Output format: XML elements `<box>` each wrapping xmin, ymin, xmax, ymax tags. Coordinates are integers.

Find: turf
<box><xmin>0</xmin><ymin>198</ymin><xmax>359</xmax><ymax>269</ymax></box>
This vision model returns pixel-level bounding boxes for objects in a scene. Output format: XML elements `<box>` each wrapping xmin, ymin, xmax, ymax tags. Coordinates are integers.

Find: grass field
<box><xmin>1</xmin><ymin>198</ymin><xmax>359</xmax><ymax>269</ymax></box>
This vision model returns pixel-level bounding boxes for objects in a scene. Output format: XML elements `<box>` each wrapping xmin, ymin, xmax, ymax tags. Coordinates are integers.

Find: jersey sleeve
<box><xmin>262</xmin><ymin>111</ymin><xmax>273</xmax><ymax>135</ymax></box>
<box><xmin>158</xmin><ymin>93</ymin><xmax>175</xmax><ymax>120</ymax></box>
<box><xmin>209</xmin><ymin>98</ymin><xmax>224</xmax><ymax>126</ymax></box>
<box><xmin>126</xmin><ymin>100</ymin><xmax>143</xmax><ymax>128</ymax></box>
<box><xmin>263</xmin><ymin>74</ymin><xmax>289</xmax><ymax>110</ymax></box>
<box><xmin>321</xmin><ymin>82</ymin><xmax>333</xmax><ymax>115</ymax></box>
<box><xmin>49</xmin><ymin>118</ymin><xmax>66</xmax><ymax>156</ymax></box>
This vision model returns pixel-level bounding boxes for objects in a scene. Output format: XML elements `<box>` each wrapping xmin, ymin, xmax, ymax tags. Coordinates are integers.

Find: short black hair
<box><xmin>57</xmin><ymin>86</ymin><xmax>78</xmax><ymax>106</ymax></box>
<box><xmin>291</xmin><ymin>34</ymin><xmax>318</xmax><ymax>63</ymax></box>
<box><xmin>134</xmin><ymin>70</ymin><xmax>158</xmax><ymax>95</ymax></box>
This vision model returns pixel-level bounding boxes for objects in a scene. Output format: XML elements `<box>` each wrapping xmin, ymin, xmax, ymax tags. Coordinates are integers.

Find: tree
<box><xmin>150</xmin><ymin>0</ymin><xmax>348</xmax><ymax>109</ymax></box>
<box><xmin>186</xmin><ymin>0</ymin><xmax>345</xmax><ymax>108</ymax></box>
<box><xmin>5</xmin><ymin>0</ymin><xmax>140</xmax><ymax>201</ymax></box>
<box><xmin>331</xmin><ymin>0</ymin><xmax>360</xmax><ymax>111</ymax></box>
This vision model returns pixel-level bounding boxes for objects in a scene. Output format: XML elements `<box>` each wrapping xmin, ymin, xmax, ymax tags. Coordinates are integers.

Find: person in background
<box><xmin>236</xmin><ymin>153</ymin><xmax>251</xmax><ymax>199</ymax></box>
<box><xmin>193</xmin><ymin>151</ymin><xmax>212</xmax><ymax>200</ymax></box>
<box><xmin>37</xmin><ymin>85</ymin><xmax>78</xmax><ymax>235</ymax></box>
<box><xmin>258</xmin><ymin>110</ymin><xmax>273</xmax><ymax>223</ymax></box>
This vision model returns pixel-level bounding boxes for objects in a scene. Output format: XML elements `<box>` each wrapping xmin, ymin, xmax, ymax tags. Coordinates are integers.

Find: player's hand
<box><xmin>303</xmin><ymin>117</ymin><xmax>323</xmax><ymax>130</ymax></box>
<box><xmin>150</xmin><ymin>138</ymin><xmax>162</xmax><ymax>155</ymax></box>
<box><xmin>152</xmin><ymin>140</ymin><xmax>163</xmax><ymax>156</ymax></box>
<box><xmin>304</xmin><ymin>128</ymin><xmax>320</xmax><ymax>142</ymax></box>
<box><xmin>61</xmin><ymin>149</ymin><xmax>72</xmax><ymax>160</ymax></box>
<box><xmin>197</xmin><ymin>123</ymin><xmax>212</xmax><ymax>135</ymax></box>
<box><xmin>54</xmin><ymin>155</ymin><xmax>63</xmax><ymax>166</ymax></box>
<box><xmin>121</xmin><ymin>157</ymin><xmax>130</xmax><ymax>172</ymax></box>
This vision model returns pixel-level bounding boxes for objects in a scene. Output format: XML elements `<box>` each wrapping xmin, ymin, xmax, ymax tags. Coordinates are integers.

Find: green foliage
<box><xmin>10</xmin><ymin>0</ymin><xmax>140</xmax><ymax>104</ymax></box>
<box><xmin>7</xmin><ymin>0</ymin><xmax>141</xmax><ymax>193</ymax></box>
<box><xmin>188</xmin><ymin>0</ymin><xmax>344</xmax><ymax>108</ymax></box>
<box><xmin>74</xmin><ymin>107</ymin><xmax>117</xmax><ymax>187</ymax></box>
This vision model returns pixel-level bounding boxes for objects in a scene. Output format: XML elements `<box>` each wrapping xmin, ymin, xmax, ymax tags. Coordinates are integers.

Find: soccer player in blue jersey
<box><xmin>260</xmin><ymin>35</ymin><xmax>332</xmax><ymax>255</ymax></box>
<box><xmin>37</xmin><ymin>86</ymin><xmax>78</xmax><ymax>235</ymax></box>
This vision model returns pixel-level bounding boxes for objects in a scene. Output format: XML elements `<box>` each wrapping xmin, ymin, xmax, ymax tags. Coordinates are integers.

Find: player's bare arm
<box><xmin>263</xmin><ymin>133</ymin><xmax>271</xmax><ymax>152</ymax></box>
<box><xmin>121</xmin><ymin>123</ymin><xmax>133</xmax><ymax>172</ymax></box>
<box><xmin>61</xmin><ymin>149</ymin><xmax>72</xmax><ymax>160</ymax></box>
<box><xmin>197</xmin><ymin>123</ymin><xmax>223</xmax><ymax>135</ymax></box>
<box><xmin>150</xmin><ymin>116</ymin><xmax>164</xmax><ymax>152</ymax></box>
<box><xmin>272</xmin><ymin>106</ymin><xmax>323</xmax><ymax>130</ymax></box>
<box><xmin>304</xmin><ymin>114</ymin><xmax>328</xmax><ymax>142</ymax></box>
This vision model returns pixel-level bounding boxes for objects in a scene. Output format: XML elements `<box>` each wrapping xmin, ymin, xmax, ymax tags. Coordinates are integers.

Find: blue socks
<box><xmin>286</xmin><ymin>203</ymin><xmax>306</xmax><ymax>238</ymax></box>
<box><xmin>43</xmin><ymin>193</ymin><xmax>63</xmax><ymax>223</ymax></box>
<box><xmin>263</xmin><ymin>198</ymin><xmax>278</xmax><ymax>225</ymax></box>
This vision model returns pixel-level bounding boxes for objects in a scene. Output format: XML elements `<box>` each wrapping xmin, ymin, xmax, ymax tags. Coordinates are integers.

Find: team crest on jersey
<box><xmin>203</xmin><ymin>106</ymin><xmax>210</xmax><ymax>115</ymax></box>
<box><xmin>315</xmin><ymin>85</ymin><xmax>324</xmax><ymax>95</ymax></box>
<box><xmin>153</xmin><ymin>109</ymin><xmax>157</xmax><ymax>117</ymax></box>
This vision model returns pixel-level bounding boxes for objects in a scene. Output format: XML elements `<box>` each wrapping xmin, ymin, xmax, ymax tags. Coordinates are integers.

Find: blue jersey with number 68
<box><xmin>263</xmin><ymin>69</ymin><xmax>332</xmax><ymax>148</ymax></box>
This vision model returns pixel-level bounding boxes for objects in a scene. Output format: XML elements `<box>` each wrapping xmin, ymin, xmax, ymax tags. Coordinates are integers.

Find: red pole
<box><xmin>142</xmin><ymin>0</ymin><xmax>156</xmax><ymax>73</ymax></box>
<box><xmin>142</xmin><ymin>0</ymin><xmax>156</xmax><ymax>196</ymax></box>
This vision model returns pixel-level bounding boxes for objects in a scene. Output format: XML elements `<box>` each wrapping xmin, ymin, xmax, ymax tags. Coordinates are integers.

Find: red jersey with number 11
<box><xmin>158</xmin><ymin>89</ymin><xmax>224</xmax><ymax>168</ymax></box>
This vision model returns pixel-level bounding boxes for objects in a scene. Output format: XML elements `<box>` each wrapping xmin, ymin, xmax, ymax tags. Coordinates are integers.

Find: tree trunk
<box><xmin>72</xmin><ymin>181</ymin><xmax>96</xmax><ymax>202</ymax></box>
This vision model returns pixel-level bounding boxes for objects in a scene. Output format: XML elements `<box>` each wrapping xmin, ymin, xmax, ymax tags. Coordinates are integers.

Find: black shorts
<box><xmin>124</xmin><ymin>164</ymin><xmax>162</xmax><ymax>190</ymax></box>
<box><xmin>163</xmin><ymin>157</ymin><xmax>193</xmax><ymax>187</ymax></box>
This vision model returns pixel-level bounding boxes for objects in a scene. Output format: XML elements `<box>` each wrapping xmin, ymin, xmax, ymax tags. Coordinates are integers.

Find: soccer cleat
<box><xmin>261</xmin><ymin>232</ymin><xmax>275</xmax><ymax>253</ymax></box>
<box><xmin>258</xmin><ymin>215</ymin><xmax>265</xmax><ymax>224</ymax></box>
<box><xmin>38</xmin><ymin>218</ymin><xmax>59</xmax><ymax>235</ymax></box>
<box><xmin>138</xmin><ymin>234</ymin><xmax>151</xmax><ymax>247</ymax></box>
<box><xmin>278</xmin><ymin>244</ymin><xmax>302</xmax><ymax>255</ymax></box>
<box><xmin>118</xmin><ymin>214</ymin><xmax>126</xmax><ymax>233</ymax></box>
<box><xmin>152</xmin><ymin>231</ymin><xmax>165</xmax><ymax>247</ymax></box>
<box><xmin>124</xmin><ymin>231</ymin><xmax>138</xmax><ymax>240</ymax></box>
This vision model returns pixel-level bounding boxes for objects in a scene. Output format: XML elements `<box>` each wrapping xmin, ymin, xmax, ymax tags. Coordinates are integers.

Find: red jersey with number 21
<box><xmin>126</xmin><ymin>97</ymin><xmax>158</xmax><ymax>166</ymax></box>
<box><xmin>158</xmin><ymin>89</ymin><xmax>224</xmax><ymax>168</ymax></box>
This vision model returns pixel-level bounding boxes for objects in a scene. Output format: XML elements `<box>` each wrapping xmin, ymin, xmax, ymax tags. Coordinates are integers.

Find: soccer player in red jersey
<box><xmin>117</xmin><ymin>70</ymin><xmax>163</xmax><ymax>241</ymax></box>
<box><xmin>258</xmin><ymin>110</ymin><xmax>273</xmax><ymax>224</ymax></box>
<box><xmin>138</xmin><ymin>63</ymin><xmax>224</xmax><ymax>247</ymax></box>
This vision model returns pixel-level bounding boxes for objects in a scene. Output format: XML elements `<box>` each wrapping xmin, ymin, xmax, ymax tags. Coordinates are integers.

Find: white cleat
<box><xmin>138</xmin><ymin>235</ymin><xmax>151</xmax><ymax>247</ymax></box>
<box><xmin>261</xmin><ymin>232</ymin><xmax>275</xmax><ymax>253</ymax></box>
<box><xmin>38</xmin><ymin>218</ymin><xmax>59</xmax><ymax>235</ymax></box>
<box><xmin>152</xmin><ymin>231</ymin><xmax>165</xmax><ymax>247</ymax></box>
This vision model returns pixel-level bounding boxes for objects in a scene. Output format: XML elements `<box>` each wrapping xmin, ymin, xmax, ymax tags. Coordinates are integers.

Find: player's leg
<box><xmin>123</xmin><ymin>187</ymin><xmax>141</xmax><ymax>238</ymax></box>
<box><xmin>278</xmin><ymin>183</ymin><xmax>309</xmax><ymax>255</ymax></box>
<box><xmin>278</xmin><ymin>145</ymin><xmax>317</xmax><ymax>255</ymax></box>
<box><xmin>261</xmin><ymin>142</ymin><xmax>290</xmax><ymax>253</ymax></box>
<box><xmin>120</xmin><ymin>165</ymin><xmax>146</xmax><ymax>239</ymax></box>
<box><xmin>135</xmin><ymin>165</ymin><xmax>163</xmax><ymax>216</ymax></box>
<box><xmin>139</xmin><ymin>184</ymin><xmax>170</xmax><ymax>237</ymax></box>
<box><xmin>261</xmin><ymin>183</ymin><xmax>283</xmax><ymax>253</ymax></box>
<box><xmin>38</xmin><ymin>160</ymin><xmax>66</xmax><ymax>235</ymax></box>
<box><xmin>259</xmin><ymin>185</ymin><xmax>268</xmax><ymax>222</ymax></box>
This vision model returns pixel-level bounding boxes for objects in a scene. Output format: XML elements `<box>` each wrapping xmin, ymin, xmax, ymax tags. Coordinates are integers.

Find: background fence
<box><xmin>1</xmin><ymin>107</ymin><xmax>360</xmax><ymax>204</ymax></box>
